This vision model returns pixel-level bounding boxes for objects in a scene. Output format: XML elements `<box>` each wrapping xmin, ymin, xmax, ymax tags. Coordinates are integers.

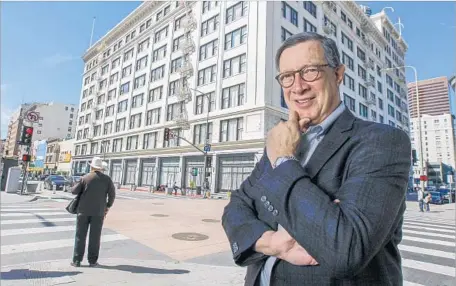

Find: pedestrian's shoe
<box><xmin>89</xmin><ymin>262</ymin><xmax>99</xmax><ymax>267</ymax></box>
<box><xmin>70</xmin><ymin>261</ymin><xmax>81</xmax><ymax>267</ymax></box>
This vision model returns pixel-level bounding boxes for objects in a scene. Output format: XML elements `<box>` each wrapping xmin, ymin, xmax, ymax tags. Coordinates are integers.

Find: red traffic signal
<box><xmin>22</xmin><ymin>154</ymin><xmax>31</xmax><ymax>162</ymax></box>
<box><xmin>20</xmin><ymin>126</ymin><xmax>34</xmax><ymax>145</ymax></box>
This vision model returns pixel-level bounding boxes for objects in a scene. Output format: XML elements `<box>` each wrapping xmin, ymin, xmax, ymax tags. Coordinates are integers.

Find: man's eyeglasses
<box><xmin>275</xmin><ymin>64</ymin><xmax>329</xmax><ymax>88</ymax></box>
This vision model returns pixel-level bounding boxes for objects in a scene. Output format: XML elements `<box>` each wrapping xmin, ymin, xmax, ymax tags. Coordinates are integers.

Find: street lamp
<box><xmin>382</xmin><ymin>65</ymin><xmax>425</xmax><ymax>192</ymax></box>
<box><xmin>188</xmin><ymin>87</ymin><xmax>211</xmax><ymax>196</ymax></box>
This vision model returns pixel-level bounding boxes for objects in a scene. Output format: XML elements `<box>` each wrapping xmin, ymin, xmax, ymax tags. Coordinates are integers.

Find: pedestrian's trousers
<box><xmin>73</xmin><ymin>214</ymin><xmax>104</xmax><ymax>264</ymax></box>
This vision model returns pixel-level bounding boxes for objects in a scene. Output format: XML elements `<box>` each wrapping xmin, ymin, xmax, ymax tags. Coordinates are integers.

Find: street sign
<box><xmin>26</xmin><ymin>111</ymin><xmax>40</xmax><ymax>122</ymax></box>
<box><xmin>204</xmin><ymin>144</ymin><xmax>211</xmax><ymax>152</ymax></box>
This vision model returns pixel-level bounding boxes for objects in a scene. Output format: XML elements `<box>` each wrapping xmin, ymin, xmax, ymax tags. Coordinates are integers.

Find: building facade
<box><xmin>57</xmin><ymin>139</ymin><xmax>75</xmax><ymax>174</ymax></box>
<box><xmin>72</xmin><ymin>1</ymin><xmax>410</xmax><ymax>193</ymax></box>
<box><xmin>3</xmin><ymin>102</ymin><xmax>78</xmax><ymax>158</ymax></box>
<box><xmin>408</xmin><ymin>76</ymin><xmax>451</xmax><ymax>118</ymax></box>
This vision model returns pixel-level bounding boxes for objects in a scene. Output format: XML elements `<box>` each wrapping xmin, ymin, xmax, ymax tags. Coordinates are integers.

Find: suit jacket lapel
<box><xmin>304</xmin><ymin>109</ymin><xmax>355</xmax><ymax>179</ymax></box>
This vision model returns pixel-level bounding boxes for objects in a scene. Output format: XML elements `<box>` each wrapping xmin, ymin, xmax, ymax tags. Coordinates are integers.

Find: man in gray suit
<box><xmin>71</xmin><ymin>157</ymin><xmax>116</xmax><ymax>267</ymax></box>
<box><xmin>222</xmin><ymin>32</ymin><xmax>411</xmax><ymax>285</ymax></box>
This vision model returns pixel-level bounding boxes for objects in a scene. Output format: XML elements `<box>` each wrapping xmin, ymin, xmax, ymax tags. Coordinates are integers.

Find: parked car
<box><xmin>43</xmin><ymin>175</ymin><xmax>69</xmax><ymax>190</ymax></box>
<box><xmin>436</xmin><ymin>189</ymin><xmax>455</xmax><ymax>203</ymax></box>
<box><xmin>429</xmin><ymin>191</ymin><xmax>446</xmax><ymax>204</ymax></box>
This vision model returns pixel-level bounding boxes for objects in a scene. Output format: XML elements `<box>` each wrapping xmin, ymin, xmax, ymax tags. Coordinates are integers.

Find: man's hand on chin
<box><xmin>266</xmin><ymin>111</ymin><xmax>311</xmax><ymax>165</ymax></box>
<box><xmin>254</xmin><ymin>227</ymin><xmax>319</xmax><ymax>266</ymax></box>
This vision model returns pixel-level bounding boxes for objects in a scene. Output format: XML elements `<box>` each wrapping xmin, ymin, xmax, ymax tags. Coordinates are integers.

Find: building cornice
<box><xmin>343</xmin><ymin>1</ymin><xmax>388</xmax><ymax>48</ymax></box>
<box><xmin>82</xmin><ymin>1</ymin><xmax>163</xmax><ymax>62</ymax></box>
<box><xmin>370</xmin><ymin>12</ymin><xmax>408</xmax><ymax>53</ymax></box>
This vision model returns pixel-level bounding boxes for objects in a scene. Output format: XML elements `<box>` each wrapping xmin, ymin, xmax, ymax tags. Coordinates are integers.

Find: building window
<box><xmin>223</xmin><ymin>54</ymin><xmax>246</xmax><ymax>78</ymax></box>
<box><xmin>152</xmin><ymin>45</ymin><xmax>167</xmax><ymax>62</ymax></box>
<box><xmin>126</xmin><ymin>136</ymin><xmax>139</xmax><ymax>151</ymax></box>
<box><xmin>143</xmin><ymin>132</ymin><xmax>157</xmax><ymax>150</ymax></box>
<box><xmin>343</xmin><ymin>74</ymin><xmax>355</xmax><ymax>91</ymax></box>
<box><xmin>148</xmin><ymin>86</ymin><xmax>163</xmax><ymax>102</ymax></box>
<box><xmin>282</xmin><ymin>2</ymin><xmax>298</xmax><ymax>26</ymax></box>
<box><xmin>129</xmin><ymin>113</ymin><xmax>142</xmax><ymax>129</ymax></box>
<box><xmin>303</xmin><ymin>19</ymin><xmax>316</xmax><ymax>33</ymax></box>
<box><xmin>133</xmin><ymin>74</ymin><xmax>146</xmax><ymax>89</ymax></box>
<box><xmin>224</xmin><ymin>26</ymin><xmax>247</xmax><ymax>50</ymax></box>
<box><xmin>343</xmin><ymin>93</ymin><xmax>355</xmax><ymax>112</ymax></box>
<box><xmin>201</xmin><ymin>15</ymin><xmax>220</xmax><ymax>37</ymax></box>
<box><xmin>146</xmin><ymin>108</ymin><xmax>161</xmax><ymax>125</ymax></box>
<box><xmin>220</xmin><ymin>117</ymin><xmax>243</xmax><ymax>142</ymax></box>
<box><xmin>167</xmin><ymin>102</ymin><xmax>184</xmax><ymax>121</ymax></box>
<box><xmin>117</xmin><ymin>99</ymin><xmax>128</xmax><ymax>113</ymax></box>
<box><xmin>359</xmin><ymin>103</ymin><xmax>368</xmax><ymax>118</ymax></box>
<box><xmin>150</xmin><ymin>65</ymin><xmax>165</xmax><ymax>82</ymax></box>
<box><xmin>120</xmin><ymin>82</ymin><xmax>130</xmax><ymax>95</ymax></box>
<box><xmin>131</xmin><ymin>93</ymin><xmax>144</xmax><ymax>108</ymax></box>
<box><xmin>303</xmin><ymin>1</ymin><xmax>317</xmax><ymax>17</ymax></box>
<box><xmin>226</xmin><ymin>1</ymin><xmax>248</xmax><ymax>24</ymax></box>
<box><xmin>221</xmin><ymin>83</ymin><xmax>245</xmax><ymax>109</ymax></box>
<box><xmin>154</xmin><ymin>26</ymin><xmax>169</xmax><ymax>43</ymax></box>
<box><xmin>193</xmin><ymin>123</ymin><xmax>213</xmax><ymax>145</ymax></box>
<box><xmin>195</xmin><ymin>92</ymin><xmax>215</xmax><ymax>115</ymax></box>
<box><xmin>197</xmin><ymin>65</ymin><xmax>217</xmax><ymax>86</ymax></box>
<box><xmin>170</xmin><ymin>57</ymin><xmax>183</xmax><ymax>73</ymax></box>
<box><xmin>199</xmin><ymin>39</ymin><xmax>218</xmax><ymax>61</ymax></box>
<box><xmin>281</xmin><ymin>27</ymin><xmax>293</xmax><ymax>42</ymax></box>
<box><xmin>115</xmin><ymin>118</ymin><xmax>126</xmax><ymax>132</ymax></box>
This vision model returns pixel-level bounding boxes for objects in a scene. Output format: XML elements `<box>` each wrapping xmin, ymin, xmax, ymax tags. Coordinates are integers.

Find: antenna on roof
<box><xmin>89</xmin><ymin>17</ymin><xmax>96</xmax><ymax>48</ymax></box>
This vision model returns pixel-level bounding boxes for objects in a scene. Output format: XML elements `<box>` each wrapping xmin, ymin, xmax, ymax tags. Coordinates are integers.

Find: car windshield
<box><xmin>49</xmin><ymin>176</ymin><xmax>65</xmax><ymax>181</ymax></box>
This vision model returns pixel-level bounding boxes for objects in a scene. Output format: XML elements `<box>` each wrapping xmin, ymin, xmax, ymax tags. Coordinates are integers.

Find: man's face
<box><xmin>278</xmin><ymin>40</ymin><xmax>345</xmax><ymax>125</ymax></box>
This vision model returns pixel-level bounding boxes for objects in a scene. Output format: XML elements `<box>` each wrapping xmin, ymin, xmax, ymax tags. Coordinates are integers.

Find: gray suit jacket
<box><xmin>222</xmin><ymin>109</ymin><xmax>411</xmax><ymax>285</ymax></box>
<box><xmin>72</xmin><ymin>171</ymin><xmax>116</xmax><ymax>216</ymax></box>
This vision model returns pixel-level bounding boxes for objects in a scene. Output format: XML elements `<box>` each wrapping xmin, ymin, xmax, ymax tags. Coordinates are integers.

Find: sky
<box><xmin>1</xmin><ymin>1</ymin><xmax>455</xmax><ymax>139</ymax></box>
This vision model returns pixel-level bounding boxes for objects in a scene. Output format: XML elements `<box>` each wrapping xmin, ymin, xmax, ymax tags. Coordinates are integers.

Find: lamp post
<box><xmin>382</xmin><ymin>65</ymin><xmax>425</xmax><ymax>192</ymax></box>
<box><xmin>188</xmin><ymin>87</ymin><xmax>211</xmax><ymax>197</ymax></box>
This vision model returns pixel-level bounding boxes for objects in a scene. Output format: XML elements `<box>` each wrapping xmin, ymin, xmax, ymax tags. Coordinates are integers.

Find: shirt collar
<box><xmin>306</xmin><ymin>102</ymin><xmax>346</xmax><ymax>136</ymax></box>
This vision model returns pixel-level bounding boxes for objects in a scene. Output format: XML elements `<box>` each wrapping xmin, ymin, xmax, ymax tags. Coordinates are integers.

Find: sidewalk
<box><xmin>0</xmin><ymin>258</ymin><xmax>245</xmax><ymax>286</ymax></box>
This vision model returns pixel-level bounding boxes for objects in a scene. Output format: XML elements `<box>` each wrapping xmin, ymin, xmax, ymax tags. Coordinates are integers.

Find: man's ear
<box><xmin>335</xmin><ymin>64</ymin><xmax>345</xmax><ymax>85</ymax></box>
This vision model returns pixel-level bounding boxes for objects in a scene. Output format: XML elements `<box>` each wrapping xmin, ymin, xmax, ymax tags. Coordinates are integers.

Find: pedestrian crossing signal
<box><xmin>191</xmin><ymin>168</ymin><xmax>198</xmax><ymax>176</ymax></box>
<box><xmin>22</xmin><ymin>154</ymin><xmax>31</xmax><ymax>162</ymax></box>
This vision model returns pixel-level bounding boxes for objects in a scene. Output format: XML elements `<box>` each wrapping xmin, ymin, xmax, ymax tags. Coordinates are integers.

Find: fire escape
<box><xmin>174</xmin><ymin>2</ymin><xmax>197</xmax><ymax>130</ymax></box>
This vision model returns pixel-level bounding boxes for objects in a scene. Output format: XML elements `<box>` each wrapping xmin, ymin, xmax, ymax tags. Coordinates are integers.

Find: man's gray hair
<box><xmin>275</xmin><ymin>32</ymin><xmax>341</xmax><ymax>71</ymax></box>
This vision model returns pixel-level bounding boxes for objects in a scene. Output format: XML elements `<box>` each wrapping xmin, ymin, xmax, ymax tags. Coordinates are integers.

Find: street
<box><xmin>0</xmin><ymin>190</ymin><xmax>454</xmax><ymax>285</ymax></box>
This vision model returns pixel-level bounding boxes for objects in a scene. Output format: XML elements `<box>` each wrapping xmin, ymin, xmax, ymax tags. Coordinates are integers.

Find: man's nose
<box><xmin>292</xmin><ymin>74</ymin><xmax>310</xmax><ymax>93</ymax></box>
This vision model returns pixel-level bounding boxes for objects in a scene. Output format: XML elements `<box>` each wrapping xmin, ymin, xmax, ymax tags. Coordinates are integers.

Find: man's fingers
<box><xmin>333</xmin><ymin>199</ymin><xmax>340</xmax><ymax>204</ymax></box>
<box><xmin>288</xmin><ymin>110</ymin><xmax>299</xmax><ymax>123</ymax></box>
<box><xmin>298</xmin><ymin>118</ymin><xmax>311</xmax><ymax>132</ymax></box>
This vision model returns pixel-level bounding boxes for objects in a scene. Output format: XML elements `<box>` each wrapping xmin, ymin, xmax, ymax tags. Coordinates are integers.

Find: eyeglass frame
<box><xmin>275</xmin><ymin>64</ymin><xmax>331</xmax><ymax>88</ymax></box>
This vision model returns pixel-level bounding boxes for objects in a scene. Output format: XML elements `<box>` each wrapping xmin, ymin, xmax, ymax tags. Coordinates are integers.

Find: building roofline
<box><xmin>82</xmin><ymin>1</ymin><xmax>164</xmax><ymax>62</ymax></box>
<box><xmin>343</xmin><ymin>2</ymin><xmax>388</xmax><ymax>47</ymax></box>
<box><xmin>406</xmin><ymin>76</ymin><xmax>449</xmax><ymax>86</ymax></box>
<box><xmin>370</xmin><ymin>11</ymin><xmax>408</xmax><ymax>52</ymax></box>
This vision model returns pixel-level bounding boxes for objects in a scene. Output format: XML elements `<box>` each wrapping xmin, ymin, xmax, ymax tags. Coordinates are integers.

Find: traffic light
<box><xmin>22</xmin><ymin>154</ymin><xmax>31</xmax><ymax>162</ymax></box>
<box><xmin>20</xmin><ymin>126</ymin><xmax>34</xmax><ymax>145</ymax></box>
<box><xmin>164</xmin><ymin>128</ymin><xmax>170</xmax><ymax>141</ymax></box>
<box><xmin>191</xmin><ymin>168</ymin><xmax>198</xmax><ymax>176</ymax></box>
<box><xmin>205</xmin><ymin>156</ymin><xmax>212</xmax><ymax>168</ymax></box>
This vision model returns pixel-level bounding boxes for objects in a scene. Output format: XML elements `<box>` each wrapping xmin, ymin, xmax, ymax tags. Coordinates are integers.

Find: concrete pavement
<box><xmin>0</xmin><ymin>258</ymin><xmax>245</xmax><ymax>286</ymax></box>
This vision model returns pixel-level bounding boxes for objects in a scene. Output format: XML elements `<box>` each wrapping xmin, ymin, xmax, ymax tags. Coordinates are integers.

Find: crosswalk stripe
<box><xmin>1</xmin><ymin>233</ymin><xmax>128</xmax><ymax>255</ymax></box>
<box><xmin>403</xmin><ymin>229</ymin><xmax>455</xmax><ymax>239</ymax></box>
<box><xmin>0</xmin><ymin>217</ymin><xmax>74</xmax><ymax>225</ymax></box>
<box><xmin>1</xmin><ymin>212</ymin><xmax>69</xmax><ymax>217</ymax></box>
<box><xmin>405</xmin><ymin>218</ymin><xmax>455</xmax><ymax>226</ymax></box>
<box><xmin>403</xmin><ymin>224</ymin><xmax>455</xmax><ymax>234</ymax></box>
<box><xmin>1</xmin><ymin>208</ymin><xmax>61</xmax><ymax>212</ymax></box>
<box><xmin>1</xmin><ymin>226</ymin><xmax>75</xmax><ymax>237</ymax></box>
<box><xmin>402</xmin><ymin>258</ymin><xmax>456</xmax><ymax>277</ymax></box>
<box><xmin>404</xmin><ymin>221</ymin><xmax>455</xmax><ymax>230</ymax></box>
<box><xmin>117</xmin><ymin>194</ymin><xmax>140</xmax><ymax>200</ymax></box>
<box><xmin>402</xmin><ymin>235</ymin><xmax>455</xmax><ymax>247</ymax></box>
<box><xmin>398</xmin><ymin>244</ymin><xmax>455</xmax><ymax>259</ymax></box>
<box><xmin>403</xmin><ymin>282</ymin><xmax>426</xmax><ymax>286</ymax></box>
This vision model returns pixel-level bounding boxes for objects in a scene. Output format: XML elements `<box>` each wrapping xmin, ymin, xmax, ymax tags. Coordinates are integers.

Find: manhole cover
<box><xmin>202</xmin><ymin>219</ymin><xmax>220</xmax><ymax>223</ymax></box>
<box><xmin>172</xmin><ymin>232</ymin><xmax>209</xmax><ymax>241</ymax></box>
<box><xmin>150</xmin><ymin>214</ymin><xmax>169</xmax><ymax>217</ymax></box>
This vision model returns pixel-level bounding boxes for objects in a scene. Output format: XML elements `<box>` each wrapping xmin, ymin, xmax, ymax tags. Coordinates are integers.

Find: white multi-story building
<box><xmin>72</xmin><ymin>1</ymin><xmax>410</xmax><ymax>193</ymax></box>
<box><xmin>3</xmin><ymin>102</ymin><xmax>78</xmax><ymax>158</ymax></box>
<box><xmin>410</xmin><ymin>114</ymin><xmax>456</xmax><ymax>180</ymax></box>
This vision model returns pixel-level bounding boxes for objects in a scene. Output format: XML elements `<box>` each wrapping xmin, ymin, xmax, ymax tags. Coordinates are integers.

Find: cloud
<box><xmin>42</xmin><ymin>53</ymin><xmax>76</xmax><ymax>67</ymax></box>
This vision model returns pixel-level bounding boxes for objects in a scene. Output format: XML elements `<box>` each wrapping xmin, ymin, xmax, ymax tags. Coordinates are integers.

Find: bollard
<box><xmin>53</xmin><ymin>184</ymin><xmax>56</xmax><ymax>194</ymax></box>
<box><xmin>149</xmin><ymin>185</ymin><xmax>153</xmax><ymax>193</ymax></box>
